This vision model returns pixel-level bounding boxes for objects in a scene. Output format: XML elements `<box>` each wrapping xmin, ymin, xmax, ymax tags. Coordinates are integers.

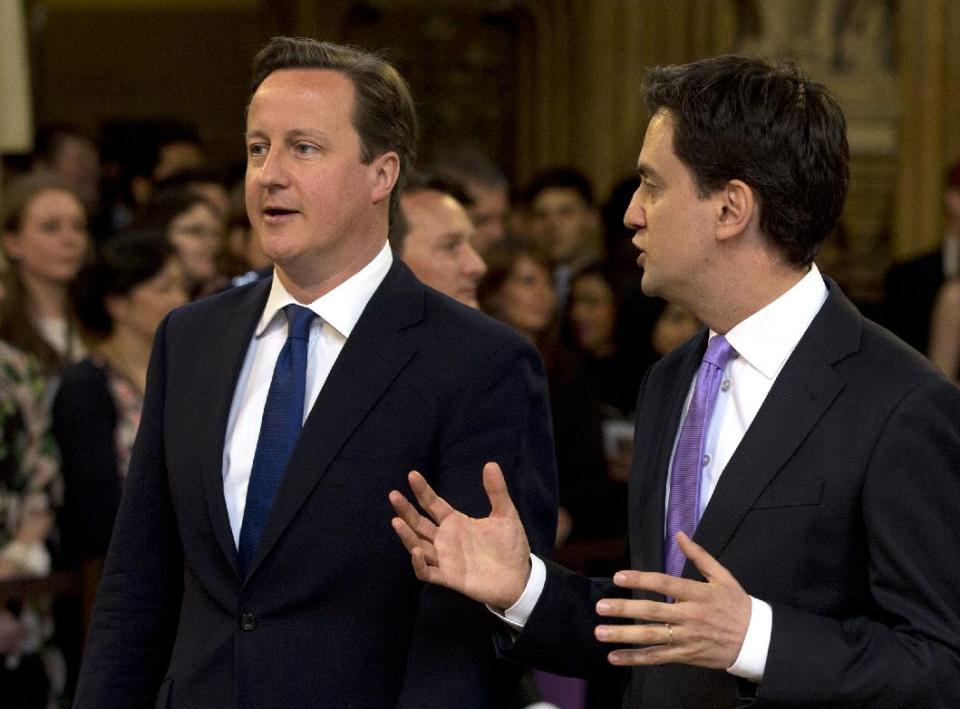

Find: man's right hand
<box><xmin>389</xmin><ymin>462</ymin><xmax>532</xmax><ymax>610</ymax></box>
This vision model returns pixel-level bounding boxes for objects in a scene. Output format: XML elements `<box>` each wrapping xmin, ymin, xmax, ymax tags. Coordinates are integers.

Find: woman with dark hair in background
<box><xmin>1</xmin><ymin>175</ymin><xmax>90</xmax><ymax>376</ymax></box>
<box><xmin>53</xmin><ymin>228</ymin><xmax>187</xmax><ymax>563</ymax></box>
<box><xmin>130</xmin><ymin>187</ymin><xmax>223</xmax><ymax>298</ymax></box>
<box><xmin>478</xmin><ymin>240</ymin><xmax>605</xmax><ymax>551</ymax></box>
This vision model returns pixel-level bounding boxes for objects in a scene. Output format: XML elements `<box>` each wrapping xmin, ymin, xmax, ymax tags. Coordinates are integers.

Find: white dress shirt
<box><xmin>501</xmin><ymin>265</ymin><xmax>829</xmax><ymax>684</ymax></box>
<box><xmin>222</xmin><ymin>243</ymin><xmax>393</xmax><ymax>545</ymax></box>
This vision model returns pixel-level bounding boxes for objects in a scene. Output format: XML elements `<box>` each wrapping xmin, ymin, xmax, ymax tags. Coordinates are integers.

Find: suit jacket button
<box><xmin>240</xmin><ymin>613</ymin><xmax>256</xmax><ymax>631</ymax></box>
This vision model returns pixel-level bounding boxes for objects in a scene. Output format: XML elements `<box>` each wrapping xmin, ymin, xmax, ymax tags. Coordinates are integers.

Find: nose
<box><xmin>623</xmin><ymin>191</ymin><xmax>646</xmax><ymax>231</ymax></box>
<box><xmin>463</xmin><ymin>244</ymin><xmax>487</xmax><ymax>280</ymax></box>
<box><xmin>256</xmin><ymin>148</ymin><xmax>289</xmax><ymax>188</ymax></box>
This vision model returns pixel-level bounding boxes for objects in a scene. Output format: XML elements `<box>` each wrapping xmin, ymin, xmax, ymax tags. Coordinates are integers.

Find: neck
<box><xmin>98</xmin><ymin>327</ymin><xmax>152</xmax><ymax>394</ymax></box>
<box><xmin>694</xmin><ymin>259</ymin><xmax>810</xmax><ymax>335</ymax></box>
<box><xmin>22</xmin><ymin>272</ymin><xmax>69</xmax><ymax>319</ymax></box>
<box><xmin>276</xmin><ymin>238</ymin><xmax>386</xmax><ymax>304</ymax></box>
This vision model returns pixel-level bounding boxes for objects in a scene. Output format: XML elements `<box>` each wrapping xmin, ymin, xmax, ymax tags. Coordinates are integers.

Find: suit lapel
<box><xmin>686</xmin><ymin>282</ymin><xmax>860</xmax><ymax>576</ymax></box>
<box><xmin>198</xmin><ymin>278</ymin><xmax>272</xmax><ymax>578</ymax></box>
<box><xmin>244</xmin><ymin>260</ymin><xmax>422</xmax><ymax>580</ymax></box>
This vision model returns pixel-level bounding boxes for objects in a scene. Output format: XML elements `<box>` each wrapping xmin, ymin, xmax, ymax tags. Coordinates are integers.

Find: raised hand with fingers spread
<box><xmin>390</xmin><ymin>462</ymin><xmax>532</xmax><ymax>610</ymax></box>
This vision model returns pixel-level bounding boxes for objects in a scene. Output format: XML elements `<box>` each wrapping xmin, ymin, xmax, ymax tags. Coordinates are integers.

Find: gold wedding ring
<box><xmin>664</xmin><ymin>622</ymin><xmax>673</xmax><ymax>646</ymax></box>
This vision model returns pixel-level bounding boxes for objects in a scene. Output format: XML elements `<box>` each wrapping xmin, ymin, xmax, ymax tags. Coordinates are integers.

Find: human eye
<box><xmin>247</xmin><ymin>142</ymin><xmax>268</xmax><ymax>159</ymax></box>
<box><xmin>294</xmin><ymin>141</ymin><xmax>320</xmax><ymax>156</ymax></box>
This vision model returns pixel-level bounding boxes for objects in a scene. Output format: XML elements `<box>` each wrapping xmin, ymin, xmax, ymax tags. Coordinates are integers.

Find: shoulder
<box><xmin>59</xmin><ymin>357</ymin><xmax>108</xmax><ymax>389</ymax></box>
<box><xmin>417</xmin><ymin>285</ymin><xmax>540</xmax><ymax>364</ymax></box>
<box><xmin>55</xmin><ymin>358</ymin><xmax>114</xmax><ymax>417</ymax></box>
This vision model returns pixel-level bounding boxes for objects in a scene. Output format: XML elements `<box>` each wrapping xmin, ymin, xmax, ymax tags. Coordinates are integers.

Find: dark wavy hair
<box><xmin>645</xmin><ymin>55</ymin><xmax>849</xmax><ymax>265</ymax></box>
<box><xmin>73</xmin><ymin>228</ymin><xmax>174</xmax><ymax>337</ymax></box>
<box><xmin>249</xmin><ymin>36</ymin><xmax>418</xmax><ymax>228</ymax></box>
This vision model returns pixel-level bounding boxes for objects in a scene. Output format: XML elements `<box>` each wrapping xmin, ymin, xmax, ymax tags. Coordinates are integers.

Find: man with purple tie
<box><xmin>391</xmin><ymin>55</ymin><xmax>960</xmax><ymax>708</ymax></box>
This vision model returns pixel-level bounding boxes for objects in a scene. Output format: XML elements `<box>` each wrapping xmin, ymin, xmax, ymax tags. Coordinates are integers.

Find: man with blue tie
<box><xmin>74</xmin><ymin>37</ymin><xmax>557</xmax><ymax>708</ymax></box>
<box><xmin>390</xmin><ymin>55</ymin><xmax>960</xmax><ymax>707</ymax></box>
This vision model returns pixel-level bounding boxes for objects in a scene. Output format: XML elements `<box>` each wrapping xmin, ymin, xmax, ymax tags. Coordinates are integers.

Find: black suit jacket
<box><xmin>882</xmin><ymin>250</ymin><xmax>944</xmax><ymax>353</ymax></box>
<box><xmin>74</xmin><ymin>259</ymin><xmax>558</xmax><ymax>708</ymax></box>
<box><xmin>507</xmin><ymin>280</ymin><xmax>960</xmax><ymax>708</ymax></box>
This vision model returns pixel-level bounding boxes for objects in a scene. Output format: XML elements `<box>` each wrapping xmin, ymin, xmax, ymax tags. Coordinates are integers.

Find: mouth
<box><xmin>262</xmin><ymin>207</ymin><xmax>299</xmax><ymax>223</ymax></box>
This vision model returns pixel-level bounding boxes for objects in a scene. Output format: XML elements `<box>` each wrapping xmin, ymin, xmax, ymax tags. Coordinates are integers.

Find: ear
<box><xmin>944</xmin><ymin>188</ymin><xmax>960</xmax><ymax>216</ymax></box>
<box><xmin>370</xmin><ymin>151</ymin><xmax>400</xmax><ymax>206</ymax></box>
<box><xmin>715</xmin><ymin>179</ymin><xmax>755</xmax><ymax>242</ymax></box>
<box><xmin>1</xmin><ymin>231</ymin><xmax>22</xmax><ymax>260</ymax></box>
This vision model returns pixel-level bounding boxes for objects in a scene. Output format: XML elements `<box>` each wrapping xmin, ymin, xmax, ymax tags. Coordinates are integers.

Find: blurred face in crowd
<box><xmin>168</xmin><ymin>201</ymin><xmax>222</xmax><ymax>285</ymax></box>
<box><xmin>569</xmin><ymin>273</ymin><xmax>617</xmax><ymax>357</ymax></box>
<box><xmin>51</xmin><ymin>135</ymin><xmax>101</xmax><ymax>207</ymax></box>
<box><xmin>496</xmin><ymin>254</ymin><xmax>556</xmax><ymax>340</ymax></box>
<box><xmin>245</xmin><ymin>68</ymin><xmax>396</xmax><ymax>289</ymax></box>
<box><xmin>154</xmin><ymin>141</ymin><xmax>203</xmax><ymax>182</ymax></box>
<box><xmin>465</xmin><ymin>181</ymin><xmax>509</xmax><ymax>255</ymax></box>
<box><xmin>2</xmin><ymin>188</ymin><xmax>89</xmax><ymax>287</ymax></box>
<box><xmin>530</xmin><ymin>187</ymin><xmax>594</xmax><ymax>264</ymax></box>
<box><xmin>108</xmin><ymin>257</ymin><xmax>189</xmax><ymax>343</ymax></box>
<box><xmin>400</xmin><ymin>190</ymin><xmax>486</xmax><ymax>307</ymax></box>
<box><xmin>651</xmin><ymin>302</ymin><xmax>701</xmax><ymax>355</ymax></box>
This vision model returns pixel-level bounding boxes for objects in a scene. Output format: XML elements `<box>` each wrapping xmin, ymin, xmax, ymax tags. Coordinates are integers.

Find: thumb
<box><xmin>482</xmin><ymin>462</ymin><xmax>519</xmax><ymax>519</ymax></box>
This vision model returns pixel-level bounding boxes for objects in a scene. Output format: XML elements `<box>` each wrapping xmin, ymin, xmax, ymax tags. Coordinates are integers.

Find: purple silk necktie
<box><xmin>664</xmin><ymin>334</ymin><xmax>736</xmax><ymax>579</ymax></box>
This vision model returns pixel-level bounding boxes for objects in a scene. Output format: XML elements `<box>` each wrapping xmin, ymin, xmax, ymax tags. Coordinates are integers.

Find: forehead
<box><xmin>247</xmin><ymin>68</ymin><xmax>356</xmax><ymax>129</ymax></box>
<box><xmin>637</xmin><ymin>109</ymin><xmax>680</xmax><ymax>175</ymax></box>
<box><xmin>532</xmin><ymin>187</ymin><xmax>587</xmax><ymax>210</ymax></box>
<box><xmin>26</xmin><ymin>188</ymin><xmax>83</xmax><ymax>215</ymax></box>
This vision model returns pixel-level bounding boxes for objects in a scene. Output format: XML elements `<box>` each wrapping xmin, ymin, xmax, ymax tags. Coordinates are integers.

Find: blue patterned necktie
<box><xmin>237</xmin><ymin>304</ymin><xmax>316</xmax><ymax>576</ymax></box>
<box><xmin>664</xmin><ymin>334</ymin><xmax>736</xmax><ymax>578</ymax></box>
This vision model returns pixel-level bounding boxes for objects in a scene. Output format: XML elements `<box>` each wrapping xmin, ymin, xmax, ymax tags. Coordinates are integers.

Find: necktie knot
<box><xmin>284</xmin><ymin>304</ymin><xmax>316</xmax><ymax>341</ymax></box>
<box><xmin>702</xmin><ymin>334</ymin><xmax>735</xmax><ymax>370</ymax></box>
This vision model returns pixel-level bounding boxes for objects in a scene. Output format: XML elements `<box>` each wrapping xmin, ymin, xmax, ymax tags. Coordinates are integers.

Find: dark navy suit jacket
<box><xmin>75</xmin><ymin>258</ymin><xmax>558</xmax><ymax>708</ymax></box>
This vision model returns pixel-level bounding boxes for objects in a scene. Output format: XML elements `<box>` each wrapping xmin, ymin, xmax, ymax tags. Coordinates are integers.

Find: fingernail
<box><xmin>596</xmin><ymin>627</ymin><xmax>611</xmax><ymax>640</ymax></box>
<box><xmin>608</xmin><ymin>652</ymin><xmax>623</xmax><ymax>664</ymax></box>
<box><xmin>613</xmin><ymin>572</ymin><xmax>626</xmax><ymax>584</ymax></box>
<box><xmin>596</xmin><ymin>601</ymin><xmax>610</xmax><ymax>614</ymax></box>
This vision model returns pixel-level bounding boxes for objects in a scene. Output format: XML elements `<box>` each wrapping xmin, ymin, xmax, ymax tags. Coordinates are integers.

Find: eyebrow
<box><xmin>636</xmin><ymin>161</ymin><xmax>663</xmax><ymax>182</ymax></box>
<box><xmin>244</xmin><ymin>129</ymin><xmax>329</xmax><ymax>142</ymax></box>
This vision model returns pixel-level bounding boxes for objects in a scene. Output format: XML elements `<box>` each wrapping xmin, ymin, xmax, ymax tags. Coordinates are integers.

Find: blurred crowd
<box><xmin>0</xmin><ymin>119</ymin><xmax>957</xmax><ymax>707</ymax></box>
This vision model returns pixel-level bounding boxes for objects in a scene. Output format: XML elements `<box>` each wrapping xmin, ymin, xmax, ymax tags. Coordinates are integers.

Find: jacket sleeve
<box><xmin>73</xmin><ymin>316</ymin><xmax>184</xmax><ymax>709</ymax></box>
<box><xmin>397</xmin><ymin>337</ymin><xmax>558</xmax><ymax>708</ymax></box>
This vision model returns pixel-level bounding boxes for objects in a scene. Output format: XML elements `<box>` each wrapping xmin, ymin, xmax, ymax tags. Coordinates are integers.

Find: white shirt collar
<box><xmin>719</xmin><ymin>264</ymin><xmax>828</xmax><ymax>380</ymax></box>
<box><xmin>255</xmin><ymin>242</ymin><xmax>393</xmax><ymax>339</ymax></box>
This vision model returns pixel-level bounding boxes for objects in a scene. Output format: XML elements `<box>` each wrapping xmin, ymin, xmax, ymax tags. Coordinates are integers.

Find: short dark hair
<box><xmin>389</xmin><ymin>171</ymin><xmax>473</xmax><ymax>253</ymax></box>
<box><xmin>526</xmin><ymin>167</ymin><xmax>594</xmax><ymax>207</ymax></box>
<box><xmin>645</xmin><ymin>55</ymin><xmax>849</xmax><ymax>266</ymax></box>
<box><xmin>249</xmin><ymin>36</ymin><xmax>418</xmax><ymax>227</ymax></box>
<box><xmin>434</xmin><ymin>149</ymin><xmax>509</xmax><ymax>192</ymax></box>
<box><xmin>74</xmin><ymin>228</ymin><xmax>174</xmax><ymax>337</ymax></box>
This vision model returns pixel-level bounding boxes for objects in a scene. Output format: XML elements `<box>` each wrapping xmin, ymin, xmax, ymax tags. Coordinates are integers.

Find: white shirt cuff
<box><xmin>726</xmin><ymin>595</ymin><xmax>771</xmax><ymax>682</ymax></box>
<box><xmin>486</xmin><ymin>554</ymin><xmax>546</xmax><ymax>630</ymax></box>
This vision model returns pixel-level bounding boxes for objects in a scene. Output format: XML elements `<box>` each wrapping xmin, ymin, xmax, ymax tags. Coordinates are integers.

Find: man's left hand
<box><xmin>594</xmin><ymin>532</ymin><xmax>751</xmax><ymax>669</ymax></box>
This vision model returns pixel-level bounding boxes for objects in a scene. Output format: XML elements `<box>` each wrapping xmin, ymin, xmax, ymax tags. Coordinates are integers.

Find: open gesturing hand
<box><xmin>389</xmin><ymin>462</ymin><xmax>532</xmax><ymax>610</ymax></box>
<box><xmin>594</xmin><ymin>532</ymin><xmax>751</xmax><ymax>669</ymax></box>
